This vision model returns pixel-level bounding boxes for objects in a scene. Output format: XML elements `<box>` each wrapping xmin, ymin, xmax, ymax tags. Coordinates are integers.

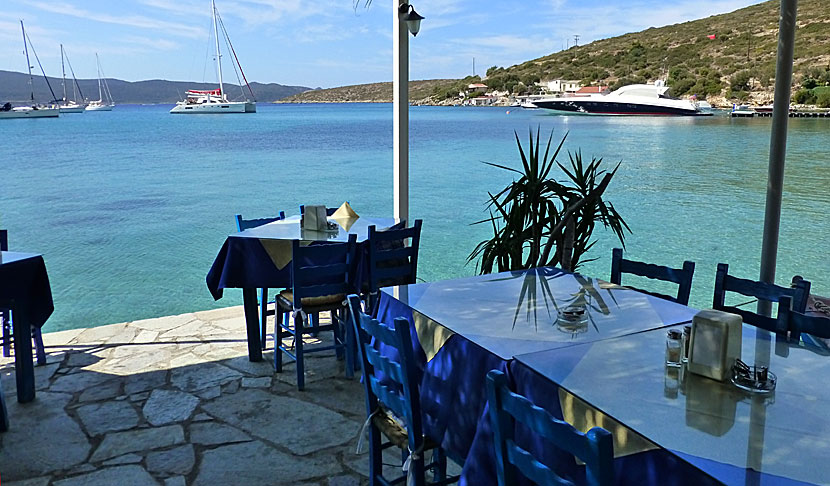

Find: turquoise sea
<box><xmin>3</xmin><ymin>103</ymin><xmax>829</xmax><ymax>332</ymax></box>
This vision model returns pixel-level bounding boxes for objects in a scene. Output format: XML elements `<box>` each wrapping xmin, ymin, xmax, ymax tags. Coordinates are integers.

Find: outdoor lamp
<box><xmin>399</xmin><ymin>3</ymin><xmax>424</xmax><ymax>36</ymax></box>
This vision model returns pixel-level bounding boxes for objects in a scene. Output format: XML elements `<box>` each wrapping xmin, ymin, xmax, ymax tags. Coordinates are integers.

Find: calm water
<box><xmin>3</xmin><ymin>104</ymin><xmax>829</xmax><ymax>332</ymax></box>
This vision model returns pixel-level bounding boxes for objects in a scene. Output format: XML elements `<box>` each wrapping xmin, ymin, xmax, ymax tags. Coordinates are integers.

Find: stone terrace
<box><xmin>0</xmin><ymin>307</ymin><xmax>399</xmax><ymax>486</ymax></box>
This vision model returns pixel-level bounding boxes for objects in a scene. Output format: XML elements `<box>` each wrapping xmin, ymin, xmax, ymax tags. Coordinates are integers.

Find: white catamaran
<box><xmin>1</xmin><ymin>20</ymin><xmax>59</xmax><ymax>120</ymax></box>
<box><xmin>59</xmin><ymin>44</ymin><xmax>86</xmax><ymax>113</ymax></box>
<box><xmin>86</xmin><ymin>53</ymin><xmax>115</xmax><ymax>111</ymax></box>
<box><xmin>171</xmin><ymin>0</ymin><xmax>256</xmax><ymax>114</ymax></box>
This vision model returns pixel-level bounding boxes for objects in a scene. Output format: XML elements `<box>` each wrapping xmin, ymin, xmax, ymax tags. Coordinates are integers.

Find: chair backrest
<box><xmin>0</xmin><ymin>230</ymin><xmax>7</xmax><ymax>251</ymax></box>
<box><xmin>367</xmin><ymin>220</ymin><xmax>422</xmax><ymax>295</ymax></box>
<box><xmin>299</xmin><ymin>205</ymin><xmax>339</xmax><ymax>217</ymax></box>
<box><xmin>235</xmin><ymin>211</ymin><xmax>286</xmax><ymax>232</ymax></box>
<box><xmin>713</xmin><ymin>263</ymin><xmax>811</xmax><ymax>333</ymax></box>
<box><xmin>290</xmin><ymin>234</ymin><xmax>357</xmax><ymax>308</ymax></box>
<box><xmin>610</xmin><ymin>248</ymin><xmax>695</xmax><ymax>305</ymax></box>
<box><xmin>486</xmin><ymin>370</ymin><xmax>614</xmax><ymax>486</ymax></box>
<box><xmin>346</xmin><ymin>294</ymin><xmax>424</xmax><ymax>453</ymax></box>
<box><xmin>779</xmin><ymin>296</ymin><xmax>830</xmax><ymax>340</ymax></box>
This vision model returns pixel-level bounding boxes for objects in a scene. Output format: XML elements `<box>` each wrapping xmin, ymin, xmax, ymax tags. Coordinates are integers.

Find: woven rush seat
<box><xmin>277</xmin><ymin>290</ymin><xmax>345</xmax><ymax>313</ymax></box>
<box><xmin>373</xmin><ymin>407</ymin><xmax>441</xmax><ymax>451</ymax></box>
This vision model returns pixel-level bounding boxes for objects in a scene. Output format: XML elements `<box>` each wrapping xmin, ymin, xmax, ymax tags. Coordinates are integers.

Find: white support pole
<box><xmin>393</xmin><ymin>1</ymin><xmax>410</xmax><ymax>224</ymax></box>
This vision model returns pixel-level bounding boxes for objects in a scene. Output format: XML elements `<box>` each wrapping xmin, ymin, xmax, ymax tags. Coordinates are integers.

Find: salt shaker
<box><xmin>666</xmin><ymin>329</ymin><xmax>682</xmax><ymax>367</ymax></box>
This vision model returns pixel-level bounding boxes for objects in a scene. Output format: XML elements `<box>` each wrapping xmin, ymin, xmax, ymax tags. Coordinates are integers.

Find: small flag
<box><xmin>707</xmin><ymin>34</ymin><xmax>716</xmax><ymax>40</ymax></box>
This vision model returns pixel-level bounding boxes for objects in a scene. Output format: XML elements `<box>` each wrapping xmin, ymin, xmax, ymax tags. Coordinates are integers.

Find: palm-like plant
<box><xmin>468</xmin><ymin>128</ymin><xmax>630</xmax><ymax>274</ymax></box>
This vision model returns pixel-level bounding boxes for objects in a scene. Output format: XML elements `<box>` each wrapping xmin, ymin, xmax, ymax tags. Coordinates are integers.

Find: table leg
<box><xmin>13</xmin><ymin>318</ymin><xmax>35</xmax><ymax>403</ymax></box>
<box><xmin>0</xmin><ymin>384</ymin><xmax>8</xmax><ymax>432</ymax></box>
<box><xmin>243</xmin><ymin>288</ymin><xmax>263</xmax><ymax>362</ymax></box>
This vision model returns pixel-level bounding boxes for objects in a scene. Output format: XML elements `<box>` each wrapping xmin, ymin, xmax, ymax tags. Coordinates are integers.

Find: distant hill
<box><xmin>0</xmin><ymin>70</ymin><xmax>312</xmax><ymax>104</ymax></box>
<box><xmin>280</xmin><ymin>79</ymin><xmax>455</xmax><ymax>103</ymax></box>
<box><xmin>427</xmin><ymin>0</ymin><xmax>830</xmax><ymax>104</ymax></box>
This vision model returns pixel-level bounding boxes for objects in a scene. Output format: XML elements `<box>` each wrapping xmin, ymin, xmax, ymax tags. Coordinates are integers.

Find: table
<box><xmin>377</xmin><ymin>267</ymin><xmax>699</xmax><ymax>482</ymax></box>
<box><xmin>0</xmin><ymin>252</ymin><xmax>54</xmax><ymax>403</ymax></box>
<box><xmin>516</xmin><ymin>324</ymin><xmax>830</xmax><ymax>485</ymax></box>
<box><xmin>206</xmin><ymin>215</ymin><xmax>396</xmax><ymax>361</ymax></box>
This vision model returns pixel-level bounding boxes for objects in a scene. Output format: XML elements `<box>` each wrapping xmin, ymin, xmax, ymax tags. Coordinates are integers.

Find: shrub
<box><xmin>730</xmin><ymin>70</ymin><xmax>751</xmax><ymax>91</ymax></box>
<box><xmin>793</xmin><ymin>88</ymin><xmax>816</xmax><ymax>105</ymax></box>
<box><xmin>817</xmin><ymin>90</ymin><xmax>830</xmax><ymax>108</ymax></box>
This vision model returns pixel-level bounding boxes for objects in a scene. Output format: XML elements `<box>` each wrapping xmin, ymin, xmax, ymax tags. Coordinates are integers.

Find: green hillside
<box><xmin>280</xmin><ymin>79</ymin><xmax>454</xmax><ymax>103</ymax></box>
<box><xmin>434</xmin><ymin>0</ymin><xmax>830</xmax><ymax>103</ymax></box>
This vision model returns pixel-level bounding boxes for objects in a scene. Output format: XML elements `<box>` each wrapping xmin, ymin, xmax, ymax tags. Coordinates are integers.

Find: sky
<box><xmin>1</xmin><ymin>0</ymin><xmax>767</xmax><ymax>89</ymax></box>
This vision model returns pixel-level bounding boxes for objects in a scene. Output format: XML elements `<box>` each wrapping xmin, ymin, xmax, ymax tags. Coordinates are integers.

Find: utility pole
<box><xmin>472</xmin><ymin>57</ymin><xmax>475</xmax><ymax>77</ymax></box>
<box><xmin>574</xmin><ymin>34</ymin><xmax>580</xmax><ymax>47</ymax></box>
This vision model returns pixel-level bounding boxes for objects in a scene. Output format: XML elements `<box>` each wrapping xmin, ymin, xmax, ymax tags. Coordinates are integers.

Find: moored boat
<box><xmin>0</xmin><ymin>104</ymin><xmax>59</xmax><ymax>119</ymax></box>
<box><xmin>58</xmin><ymin>44</ymin><xmax>86</xmax><ymax>113</ymax></box>
<box><xmin>534</xmin><ymin>82</ymin><xmax>711</xmax><ymax>116</ymax></box>
<box><xmin>731</xmin><ymin>105</ymin><xmax>756</xmax><ymax>117</ymax></box>
<box><xmin>170</xmin><ymin>0</ymin><xmax>256</xmax><ymax>114</ymax></box>
<box><xmin>2</xmin><ymin>21</ymin><xmax>60</xmax><ymax>120</ymax></box>
<box><xmin>85</xmin><ymin>53</ymin><xmax>115</xmax><ymax>111</ymax></box>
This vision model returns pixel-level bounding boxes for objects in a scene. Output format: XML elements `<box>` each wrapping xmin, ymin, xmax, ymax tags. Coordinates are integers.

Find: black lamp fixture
<box><xmin>398</xmin><ymin>3</ymin><xmax>424</xmax><ymax>37</ymax></box>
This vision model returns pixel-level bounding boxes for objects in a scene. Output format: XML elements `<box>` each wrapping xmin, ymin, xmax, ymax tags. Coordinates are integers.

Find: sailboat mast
<box><xmin>61</xmin><ymin>44</ymin><xmax>68</xmax><ymax>102</ymax></box>
<box><xmin>96</xmin><ymin>53</ymin><xmax>103</xmax><ymax>101</ymax></box>
<box><xmin>21</xmin><ymin>20</ymin><xmax>34</xmax><ymax>102</ymax></box>
<box><xmin>212</xmin><ymin>0</ymin><xmax>224</xmax><ymax>100</ymax></box>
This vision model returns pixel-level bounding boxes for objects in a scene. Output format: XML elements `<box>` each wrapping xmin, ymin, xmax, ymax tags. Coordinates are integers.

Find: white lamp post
<box><xmin>393</xmin><ymin>2</ymin><xmax>423</xmax><ymax>224</ymax></box>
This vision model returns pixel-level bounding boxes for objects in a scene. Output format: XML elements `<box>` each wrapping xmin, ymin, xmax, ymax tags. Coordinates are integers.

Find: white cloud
<box><xmin>26</xmin><ymin>1</ymin><xmax>207</xmax><ymax>38</ymax></box>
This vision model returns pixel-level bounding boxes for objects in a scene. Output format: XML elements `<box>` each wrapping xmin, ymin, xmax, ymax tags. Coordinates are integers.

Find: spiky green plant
<box><xmin>468</xmin><ymin>128</ymin><xmax>630</xmax><ymax>274</ymax></box>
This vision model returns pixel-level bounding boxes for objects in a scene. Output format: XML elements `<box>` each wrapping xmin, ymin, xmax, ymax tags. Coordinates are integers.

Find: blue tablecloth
<box><xmin>206</xmin><ymin>216</ymin><xmax>397</xmax><ymax>299</ymax></box>
<box><xmin>0</xmin><ymin>252</ymin><xmax>53</xmax><ymax>330</ymax></box>
<box><xmin>0</xmin><ymin>252</ymin><xmax>54</xmax><ymax>405</ymax></box>
<box><xmin>375</xmin><ymin>268</ymin><xmax>724</xmax><ymax>485</ymax></box>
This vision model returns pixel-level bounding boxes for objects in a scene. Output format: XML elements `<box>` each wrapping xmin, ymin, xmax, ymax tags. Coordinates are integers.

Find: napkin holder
<box><xmin>687</xmin><ymin>309</ymin><xmax>742</xmax><ymax>382</ymax></box>
<box><xmin>302</xmin><ymin>205</ymin><xmax>329</xmax><ymax>232</ymax></box>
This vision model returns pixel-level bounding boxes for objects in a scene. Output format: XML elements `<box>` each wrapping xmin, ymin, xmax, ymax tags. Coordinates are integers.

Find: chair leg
<box><xmin>259</xmin><ymin>288</ymin><xmax>268</xmax><ymax>350</ymax></box>
<box><xmin>310</xmin><ymin>313</ymin><xmax>320</xmax><ymax>337</ymax></box>
<box><xmin>368</xmin><ymin>426</ymin><xmax>383</xmax><ymax>485</ymax></box>
<box><xmin>274</xmin><ymin>305</ymin><xmax>284</xmax><ymax>373</ymax></box>
<box><xmin>2</xmin><ymin>311</ymin><xmax>10</xmax><ymax>358</ymax></box>
<box><xmin>295</xmin><ymin>311</ymin><xmax>305</xmax><ymax>391</ymax></box>
<box><xmin>343</xmin><ymin>311</ymin><xmax>355</xmax><ymax>379</ymax></box>
<box><xmin>432</xmin><ymin>447</ymin><xmax>447</xmax><ymax>482</ymax></box>
<box><xmin>410</xmin><ymin>449</ymin><xmax>426</xmax><ymax>486</ymax></box>
<box><xmin>32</xmin><ymin>327</ymin><xmax>46</xmax><ymax>365</ymax></box>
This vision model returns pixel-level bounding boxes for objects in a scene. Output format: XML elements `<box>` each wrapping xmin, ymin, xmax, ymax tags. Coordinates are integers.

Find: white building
<box><xmin>541</xmin><ymin>79</ymin><xmax>582</xmax><ymax>95</ymax></box>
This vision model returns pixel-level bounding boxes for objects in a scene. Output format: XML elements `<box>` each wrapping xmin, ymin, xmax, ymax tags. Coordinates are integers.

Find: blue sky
<box><xmin>1</xmin><ymin>0</ymin><xmax>765</xmax><ymax>88</ymax></box>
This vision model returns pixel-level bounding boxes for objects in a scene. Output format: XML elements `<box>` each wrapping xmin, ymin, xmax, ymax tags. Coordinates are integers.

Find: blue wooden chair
<box><xmin>1</xmin><ymin>229</ymin><xmax>46</xmax><ymax>365</ymax></box>
<box><xmin>365</xmin><ymin>220</ymin><xmax>422</xmax><ymax>313</ymax></box>
<box><xmin>234</xmin><ymin>211</ymin><xmax>286</xmax><ymax>349</ymax></box>
<box><xmin>486</xmin><ymin>369</ymin><xmax>614</xmax><ymax>486</ymax></box>
<box><xmin>275</xmin><ymin>234</ymin><xmax>357</xmax><ymax>390</ymax></box>
<box><xmin>713</xmin><ymin>263</ymin><xmax>811</xmax><ymax>333</ymax></box>
<box><xmin>610</xmin><ymin>248</ymin><xmax>695</xmax><ymax>305</ymax></box>
<box><xmin>345</xmin><ymin>295</ymin><xmax>456</xmax><ymax>486</ymax></box>
<box><xmin>778</xmin><ymin>296</ymin><xmax>830</xmax><ymax>341</ymax></box>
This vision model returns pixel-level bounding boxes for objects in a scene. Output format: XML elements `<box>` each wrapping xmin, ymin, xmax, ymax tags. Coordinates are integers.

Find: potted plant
<box><xmin>468</xmin><ymin>127</ymin><xmax>629</xmax><ymax>274</ymax></box>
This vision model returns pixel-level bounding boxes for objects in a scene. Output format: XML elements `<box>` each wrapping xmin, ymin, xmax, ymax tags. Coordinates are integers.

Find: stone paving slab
<box><xmin>0</xmin><ymin>307</ymin><xmax>381</xmax><ymax>485</ymax></box>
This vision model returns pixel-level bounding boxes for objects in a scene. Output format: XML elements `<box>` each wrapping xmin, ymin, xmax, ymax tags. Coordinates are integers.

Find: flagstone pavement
<box><xmin>0</xmin><ymin>306</ymin><xmax>458</xmax><ymax>485</ymax></box>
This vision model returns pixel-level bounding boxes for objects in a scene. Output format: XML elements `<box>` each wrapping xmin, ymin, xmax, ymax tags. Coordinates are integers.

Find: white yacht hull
<box><xmin>0</xmin><ymin>107</ymin><xmax>60</xmax><ymax>119</ymax></box>
<box><xmin>170</xmin><ymin>101</ymin><xmax>256</xmax><ymax>114</ymax></box>
<box><xmin>86</xmin><ymin>103</ymin><xmax>114</xmax><ymax>111</ymax></box>
<box><xmin>59</xmin><ymin>104</ymin><xmax>85</xmax><ymax>113</ymax></box>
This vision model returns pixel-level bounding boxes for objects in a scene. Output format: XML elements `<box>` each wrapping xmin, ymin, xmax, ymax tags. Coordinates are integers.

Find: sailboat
<box><xmin>86</xmin><ymin>53</ymin><xmax>115</xmax><ymax>111</ymax></box>
<box><xmin>58</xmin><ymin>44</ymin><xmax>86</xmax><ymax>113</ymax></box>
<box><xmin>0</xmin><ymin>20</ymin><xmax>59</xmax><ymax>119</ymax></box>
<box><xmin>170</xmin><ymin>0</ymin><xmax>256</xmax><ymax>114</ymax></box>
